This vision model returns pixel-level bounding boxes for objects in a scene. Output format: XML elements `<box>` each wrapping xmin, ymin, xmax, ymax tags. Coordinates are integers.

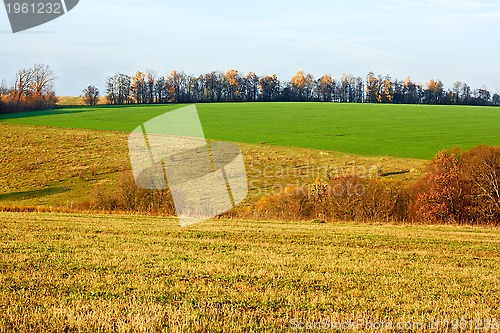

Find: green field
<box><xmin>1</xmin><ymin>103</ymin><xmax>499</xmax><ymax>159</ymax></box>
<box><xmin>1</xmin><ymin>212</ymin><xmax>499</xmax><ymax>332</ymax></box>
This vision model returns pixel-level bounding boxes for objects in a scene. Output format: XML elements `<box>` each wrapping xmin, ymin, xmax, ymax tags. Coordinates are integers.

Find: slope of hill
<box><xmin>1</xmin><ymin>103</ymin><xmax>499</xmax><ymax>159</ymax></box>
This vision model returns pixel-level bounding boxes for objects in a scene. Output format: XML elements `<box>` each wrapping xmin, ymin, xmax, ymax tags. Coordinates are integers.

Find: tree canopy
<box><xmin>103</xmin><ymin>69</ymin><xmax>499</xmax><ymax>106</ymax></box>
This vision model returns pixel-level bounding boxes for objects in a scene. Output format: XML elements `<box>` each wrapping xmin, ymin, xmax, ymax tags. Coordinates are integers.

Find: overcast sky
<box><xmin>1</xmin><ymin>0</ymin><xmax>499</xmax><ymax>96</ymax></box>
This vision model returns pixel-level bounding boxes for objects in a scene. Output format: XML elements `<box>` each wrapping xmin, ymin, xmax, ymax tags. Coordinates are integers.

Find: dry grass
<box><xmin>0</xmin><ymin>212</ymin><xmax>498</xmax><ymax>332</ymax></box>
<box><xmin>0</xmin><ymin>123</ymin><xmax>428</xmax><ymax>211</ymax></box>
<box><xmin>244</xmin><ymin>143</ymin><xmax>427</xmax><ymax>198</ymax></box>
<box><xmin>0</xmin><ymin>124</ymin><xmax>129</xmax><ymax>207</ymax></box>
<box><xmin>57</xmin><ymin>96</ymin><xmax>108</xmax><ymax>106</ymax></box>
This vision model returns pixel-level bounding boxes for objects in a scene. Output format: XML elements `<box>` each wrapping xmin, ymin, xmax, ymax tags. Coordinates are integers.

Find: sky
<box><xmin>1</xmin><ymin>0</ymin><xmax>499</xmax><ymax>96</ymax></box>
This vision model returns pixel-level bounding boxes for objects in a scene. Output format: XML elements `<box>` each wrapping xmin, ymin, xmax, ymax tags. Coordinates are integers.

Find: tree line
<box><xmin>0</xmin><ymin>64</ymin><xmax>57</xmax><ymax>113</ymax></box>
<box><xmin>92</xmin><ymin>69</ymin><xmax>500</xmax><ymax>106</ymax></box>
<box><xmin>2</xmin><ymin>65</ymin><xmax>500</xmax><ymax>114</ymax></box>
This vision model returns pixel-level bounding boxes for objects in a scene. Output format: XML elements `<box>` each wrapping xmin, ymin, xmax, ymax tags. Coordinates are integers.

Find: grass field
<box><xmin>57</xmin><ymin>96</ymin><xmax>107</xmax><ymax>106</ymax></box>
<box><xmin>0</xmin><ymin>212</ymin><xmax>499</xmax><ymax>332</ymax></box>
<box><xmin>0</xmin><ymin>123</ymin><xmax>426</xmax><ymax>208</ymax></box>
<box><xmin>1</xmin><ymin>103</ymin><xmax>499</xmax><ymax>159</ymax></box>
<box><xmin>1</xmin><ymin>103</ymin><xmax>499</xmax><ymax>332</ymax></box>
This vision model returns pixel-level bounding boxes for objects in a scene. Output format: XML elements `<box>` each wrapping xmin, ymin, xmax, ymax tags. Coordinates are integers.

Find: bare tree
<box><xmin>81</xmin><ymin>85</ymin><xmax>100</xmax><ymax>106</ymax></box>
<box><xmin>460</xmin><ymin>83</ymin><xmax>472</xmax><ymax>105</ymax></box>
<box><xmin>15</xmin><ymin>68</ymin><xmax>34</xmax><ymax>103</ymax></box>
<box><xmin>168</xmin><ymin>70</ymin><xmax>188</xmax><ymax>103</ymax></box>
<box><xmin>0</xmin><ymin>79</ymin><xmax>9</xmax><ymax>96</ymax></box>
<box><xmin>154</xmin><ymin>76</ymin><xmax>169</xmax><ymax>104</ymax></box>
<box><xmin>492</xmin><ymin>93</ymin><xmax>500</xmax><ymax>106</ymax></box>
<box><xmin>245</xmin><ymin>72</ymin><xmax>260</xmax><ymax>102</ymax></box>
<box><xmin>31</xmin><ymin>64</ymin><xmax>55</xmax><ymax>98</ymax></box>
<box><xmin>452</xmin><ymin>81</ymin><xmax>462</xmax><ymax>104</ymax></box>
<box><xmin>12</xmin><ymin>64</ymin><xmax>57</xmax><ymax>110</ymax></box>
<box><xmin>259</xmin><ymin>75</ymin><xmax>281</xmax><ymax>101</ymax></box>
<box><xmin>106</xmin><ymin>73</ymin><xmax>131</xmax><ymax>105</ymax></box>
<box><xmin>353</xmin><ymin>76</ymin><xmax>364</xmax><ymax>103</ymax></box>
<box><xmin>146</xmin><ymin>70</ymin><xmax>156</xmax><ymax>104</ymax></box>
<box><xmin>474</xmin><ymin>87</ymin><xmax>491</xmax><ymax>106</ymax></box>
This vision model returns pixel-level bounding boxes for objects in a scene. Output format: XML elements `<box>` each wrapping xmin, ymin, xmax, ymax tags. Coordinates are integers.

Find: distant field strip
<box><xmin>0</xmin><ymin>212</ymin><xmax>499</xmax><ymax>331</ymax></box>
<box><xmin>1</xmin><ymin>103</ymin><xmax>499</xmax><ymax>159</ymax></box>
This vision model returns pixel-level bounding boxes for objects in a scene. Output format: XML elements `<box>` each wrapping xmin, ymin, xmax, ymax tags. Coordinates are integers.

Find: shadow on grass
<box><xmin>0</xmin><ymin>104</ymin><xmax>186</xmax><ymax>121</ymax></box>
<box><xmin>0</xmin><ymin>187</ymin><xmax>70</xmax><ymax>201</ymax></box>
<box><xmin>0</xmin><ymin>108</ymin><xmax>90</xmax><ymax>121</ymax></box>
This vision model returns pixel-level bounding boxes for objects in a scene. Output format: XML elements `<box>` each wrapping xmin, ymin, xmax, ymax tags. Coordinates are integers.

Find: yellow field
<box><xmin>0</xmin><ymin>212</ymin><xmax>499</xmax><ymax>332</ymax></box>
<box><xmin>57</xmin><ymin>96</ymin><xmax>108</xmax><ymax>106</ymax></box>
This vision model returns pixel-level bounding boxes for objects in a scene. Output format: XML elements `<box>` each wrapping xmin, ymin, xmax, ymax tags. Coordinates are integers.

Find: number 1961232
<box><xmin>5</xmin><ymin>2</ymin><xmax>62</xmax><ymax>14</ymax></box>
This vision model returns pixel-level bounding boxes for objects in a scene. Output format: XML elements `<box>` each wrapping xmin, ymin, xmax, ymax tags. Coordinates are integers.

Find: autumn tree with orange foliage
<box><xmin>290</xmin><ymin>70</ymin><xmax>306</xmax><ymax>101</ymax></box>
<box><xmin>379</xmin><ymin>76</ymin><xmax>394</xmax><ymax>103</ymax></box>
<box><xmin>366</xmin><ymin>72</ymin><xmax>380</xmax><ymax>103</ymax></box>
<box><xmin>225</xmin><ymin>69</ymin><xmax>241</xmax><ymax>102</ymax></box>
<box><xmin>131</xmin><ymin>71</ymin><xmax>147</xmax><ymax>104</ymax></box>
<box><xmin>412</xmin><ymin>150</ymin><xmax>464</xmax><ymax>223</ymax></box>
<box><xmin>424</xmin><ymin>79</ymin><xmax>445</xmax><ymax>104</ymax></box>
<box><xmin>412</xmin><ymin>146</ymin><xmax>500</xmax><ymax>224</ymax></box>
<box><xmin>290</xmin><ymin>70</ymin><xmax>315</xmax><ymax>101</ymax></box>
<box><xmin>318</xmin><ymin>74</ymin><xmax>335</xmax><ymax>102</ymax></box>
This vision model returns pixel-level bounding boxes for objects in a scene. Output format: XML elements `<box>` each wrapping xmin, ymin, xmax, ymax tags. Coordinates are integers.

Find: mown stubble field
<box><xmin>0</xmin><ymin>212</ymin><xmax>499</xmax><ymax>332</ymax></box>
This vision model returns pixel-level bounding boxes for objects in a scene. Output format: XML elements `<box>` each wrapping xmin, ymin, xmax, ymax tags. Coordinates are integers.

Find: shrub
<box><xmin>252</xmin><ymin>186</ymin><xmax>311</xmax><ymax>221</ymax></box>
<box><xmin>248</xmin><ymin>145</ymin><xmax>500</xmax><ymax>225</ymax></box>
<box><xmin>320</xmin><ymin>176</ymin><xmax>367</xmax><ymax>221</ymax></box>
<box><xmin>93</xmin><ymin>172</ymin><xmax>176</xmax><ymax>215</ymax></box>
<box><xmin>460</xmin><ymin>146</ymin><xmax>500</xmax><ymax>223</ymax></box>
<box><xmin>248</xmin><ymin>176</ymin><xmax>408</xmax><ymax>223</ymax></box>
<box><xmin>93</xmin><ymin>146</ymin><xmax>499</xmax><ymax>225</ymax></box>
<box><xmin>411</xmin><ymin>146</ymin><xmax>500</xmax><ymax>225</ymax></box>
<box><xmin>360</xmin><ymin>179</ymin><xmax>409</xmax><ymax>222</ymax></box>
